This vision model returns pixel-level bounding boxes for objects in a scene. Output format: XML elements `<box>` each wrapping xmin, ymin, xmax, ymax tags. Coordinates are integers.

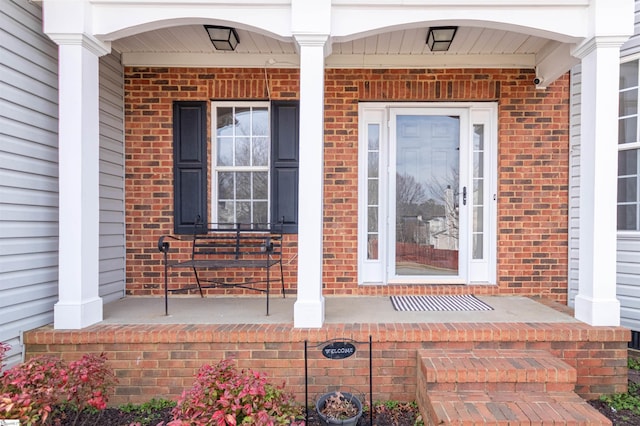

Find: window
<box><xmin>358</xmin><ymin>103</ymin><xmax>497</xmax><ymax>285</ymax></box>
<box><xmin>213</xmin><ymin>103</ymin><xmax>269</xmax><ymax>224</ymax></box>
<box><xmin>172</xmin><ymin>101</ymin><xmax>299</xmax><ymax>234</ymax></box>
<box><xmin>619</xmin><ymin>60</ymin><xmax>640</xmax><ymax>231</ymax></box>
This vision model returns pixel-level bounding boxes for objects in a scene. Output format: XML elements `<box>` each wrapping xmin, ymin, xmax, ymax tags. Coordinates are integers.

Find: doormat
<box><xmin>390</xmin><ymin>295</ymin><xmax>493</xmax><ymax>312</ymax></box>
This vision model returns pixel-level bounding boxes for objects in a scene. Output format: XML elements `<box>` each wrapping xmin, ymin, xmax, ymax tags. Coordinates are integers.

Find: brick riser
<box><xmin>417</xmin><ymin>349</ymin><xmax>612</xmax><ymax>426</ymax></box>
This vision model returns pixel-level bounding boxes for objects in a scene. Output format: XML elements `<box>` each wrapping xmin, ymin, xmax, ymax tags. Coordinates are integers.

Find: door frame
<box><xmin>357</xmin><ymin>102</ymin><xmax>498</xmax><ymax>286</ymax></box>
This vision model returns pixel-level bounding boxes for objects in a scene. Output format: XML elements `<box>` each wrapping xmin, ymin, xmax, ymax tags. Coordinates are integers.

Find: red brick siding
<box><xmin>125</xmin><ymin>67</ymin><xmax>569</xmax><ymax>302</ymax></box>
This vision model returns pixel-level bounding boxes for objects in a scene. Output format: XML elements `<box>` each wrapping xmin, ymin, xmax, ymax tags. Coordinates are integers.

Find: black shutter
<box><xmin>173</xmin><ymin>101</ymin><xmax>207</xmax><ymax>234</ymax></box>
<box><xmin>271</xmin><ymin>101</ymin><xmax>299</xmax><ymax>233</ymax></box>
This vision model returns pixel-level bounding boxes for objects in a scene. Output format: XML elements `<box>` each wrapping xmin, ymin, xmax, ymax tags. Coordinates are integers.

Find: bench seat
<box><xmin>158</xmin><ymin>222</ymin><xmax>285</xmax><ymax>315</ymax></box>
<box><xmin>169</xmin><ymin>259</ymin><xmax>281</xmax><ymax>269</ymax></box>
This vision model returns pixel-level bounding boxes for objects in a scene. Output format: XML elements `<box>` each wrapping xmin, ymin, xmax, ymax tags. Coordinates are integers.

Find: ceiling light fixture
<box><xmin>205</xmin><ymin>25</ymin><xmax>240</xmax><ymax>51</ymax></box>
<box><xmin>426</xmin><ymin>26</ymin><xmax>458</xmax><ymax>52</ymax></box>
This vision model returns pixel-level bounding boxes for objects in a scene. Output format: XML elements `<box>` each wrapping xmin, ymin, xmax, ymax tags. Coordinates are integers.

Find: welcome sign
<box><xmin>321</xmin><ymin>341</ymin><xmax>356</xmax><ymax>359</ymax></box>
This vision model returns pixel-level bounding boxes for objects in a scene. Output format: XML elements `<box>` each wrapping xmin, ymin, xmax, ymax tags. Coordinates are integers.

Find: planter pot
<box><xmin>315</xmin><ymin>391</ymin><xmax>363</xmax><ymax>426</ymax></box>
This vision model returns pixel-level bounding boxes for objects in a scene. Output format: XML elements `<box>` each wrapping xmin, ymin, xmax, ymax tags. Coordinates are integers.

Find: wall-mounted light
<box><xmin>205</xmin><ymin>25</ymin><xmax>240</xmax><ymax>51</ymax></box>
<box><xmin>426</xmin><ymin>26</ymin><xmax>458</xmax><ymax>52</ymax></box>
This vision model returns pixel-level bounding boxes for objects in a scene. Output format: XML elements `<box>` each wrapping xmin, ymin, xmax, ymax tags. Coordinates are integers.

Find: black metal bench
<box><xmin>157</xmin><ymin>222</ymin><xmax>285</xmax><ymax>315</ymax></box>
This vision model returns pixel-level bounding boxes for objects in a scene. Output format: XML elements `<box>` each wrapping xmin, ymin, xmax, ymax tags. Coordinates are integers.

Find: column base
<box><xmin>54</xmin><ymin>297</ymin><xmax>103</xmax><ymax>329</ymax></box>
<box><xmin>294</xmin><ymin>297</ymin><xmax>325</xmax><ymax>328</ymax></box>
<box><xmin>574</xmin><ymin>294</ymin><xmax>620</xmax><ymax>326</ymax></box>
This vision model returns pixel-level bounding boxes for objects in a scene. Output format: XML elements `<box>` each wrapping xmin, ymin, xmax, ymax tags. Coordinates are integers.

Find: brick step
<box><xmin>422</xmin><ymin>390</ymin><xmax>612</xmax><ymax>426</ymax></box>
<box><xmin>417</xmin><ymin>348</ymin><xmax>576</xmax><ymax>392</ymax></box>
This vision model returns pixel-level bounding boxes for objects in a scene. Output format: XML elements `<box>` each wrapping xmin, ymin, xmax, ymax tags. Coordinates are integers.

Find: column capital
<box><xmin>572</xmin><ymin>35</ymin><xmax>630</xmax><ymax>59</ymax></box>
<box><xmin>47</xmin><ymin>33</ymin><xmax>111</xmax><ymax>57</ymax></box>
<box><xmin>293</xmin><ymin>33</ymin><xmax>332</xmax><ymax>58</ymax></box>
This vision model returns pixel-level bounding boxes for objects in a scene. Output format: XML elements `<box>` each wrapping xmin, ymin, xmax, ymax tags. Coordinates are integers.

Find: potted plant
<box><xmin>315</xmin><ymin>391</ymin><xmax>363</xmax><ymax>426</ymax></box>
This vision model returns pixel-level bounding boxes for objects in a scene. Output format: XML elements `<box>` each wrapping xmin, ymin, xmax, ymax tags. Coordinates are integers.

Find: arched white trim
<box><xmin>89</xmin><ymin>5</ymin><xmax>294</xmax><ymax>41</ymax></box>
<box><xmin>330</xmin><ymin>9</ymin><xmax>587</xmax><ymax>43</ymax></box>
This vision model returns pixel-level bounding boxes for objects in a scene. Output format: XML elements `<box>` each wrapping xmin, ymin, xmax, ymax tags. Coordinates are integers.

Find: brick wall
<box><xmin>125</xmin><ymin>67</ymin><xmax>569</xmax><ymax>302</ymax></box>
<box><xmin>24</xmin><ymin>321</ymin><xmax>627</xmax><ymax>406</ymax></box>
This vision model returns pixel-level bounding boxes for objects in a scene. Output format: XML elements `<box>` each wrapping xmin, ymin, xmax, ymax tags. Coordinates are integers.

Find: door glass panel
<box><xmin>367</xmin><ymin>124</ymin><xmax>380</xmax><ymax>260</ymax></box>
<box><xmin>395</xmin><ymin>115</ymin><xmax>459</xmax><ymax>276</ymax></box>
<box><xmin>472</xmin><ymin>124</ymin><xmax>485</xmax><ymax>259</ymax></box>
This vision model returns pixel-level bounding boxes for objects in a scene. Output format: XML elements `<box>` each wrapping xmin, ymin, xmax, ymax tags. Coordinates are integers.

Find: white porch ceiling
<box><xmin>112</xmin><ymin>24</ymin><xmax>554</xmax><ymax>71</ymax></box>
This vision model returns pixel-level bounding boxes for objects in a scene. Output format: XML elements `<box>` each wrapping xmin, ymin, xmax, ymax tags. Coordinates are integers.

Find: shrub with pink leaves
<box><xmin>169</xmin><ymin>359</ymin><xmax>304</xmax><ymax>426</ymax></box>
<box><xmin>0</xmin><ymin>342</ymin><xmax>9</xmax><ymax>371</ymax></box>
<box><xmin>0</xmin><ymin>344</ymin><xmax>117</xmax><ymax>425</ymax></box>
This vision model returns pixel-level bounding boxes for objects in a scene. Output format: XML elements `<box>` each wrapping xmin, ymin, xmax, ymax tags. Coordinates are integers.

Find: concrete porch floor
<box><xmin>102</xmin><ymin>295</ymin><xmax>579</xmax><ymax>325</ymax></box>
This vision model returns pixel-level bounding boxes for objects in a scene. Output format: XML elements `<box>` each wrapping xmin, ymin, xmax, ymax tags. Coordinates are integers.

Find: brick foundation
<box><xmin>24</xmin><ymin>321</ymin><xmax>627</xmax><ymax>406</ymax></box>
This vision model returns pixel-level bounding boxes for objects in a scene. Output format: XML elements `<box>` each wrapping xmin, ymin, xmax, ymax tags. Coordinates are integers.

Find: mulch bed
<box><xmin>587</xmin><ymin>368</ymin><xmax>640</xmax><ymax>426</ymax></box>
<box><xmin>49</xmin><ymin>402</ymin><xmax>422</xmax><ymax>425</ymax></box>
<box><xmin>49</xmin><ymin>372</ymin><xmax>640</xmax><ymax>426</ymax></box>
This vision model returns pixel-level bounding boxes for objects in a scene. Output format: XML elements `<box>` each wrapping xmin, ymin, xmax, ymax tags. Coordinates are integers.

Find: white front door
<box><xmin>358</xmin><ymin>103</ymin><xmax>496</xmax><ymax>285</ymax></box>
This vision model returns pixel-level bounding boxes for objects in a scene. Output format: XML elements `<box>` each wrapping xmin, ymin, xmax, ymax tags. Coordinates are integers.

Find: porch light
<box><xmin>205</xmin><ymin>25</ymin><xmax>240</xmax><ymax>51</ymax></box>
<box><xmin>426</xmin><ymin>26</ymin><xmax>458</xmax><ymax>52</ymax></box>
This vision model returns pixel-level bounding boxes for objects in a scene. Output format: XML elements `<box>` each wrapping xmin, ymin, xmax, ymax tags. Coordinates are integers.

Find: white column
<box><xmin>573</xmin><ymin>37</ymin><xmax>628</xmax><ymax>326</ymax></box>
<box><xmin>293</xmin><ymin>34</ymin><xmax>329</xmax><ymax>328</ymax></box>
<box><xmin>51</xmin><ymin>34</ymin><xmax>110</xmax><ymax>329</ymax></box>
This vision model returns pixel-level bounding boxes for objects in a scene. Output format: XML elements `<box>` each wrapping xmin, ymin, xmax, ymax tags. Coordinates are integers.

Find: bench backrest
<box><xmin>191</xmin><ymin>223</ymin><xmax>282</xmax><ymax>260</ymax></box>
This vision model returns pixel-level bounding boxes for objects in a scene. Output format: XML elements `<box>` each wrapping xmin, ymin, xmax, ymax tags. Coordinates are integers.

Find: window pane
<box><xmin>368</xmin><ymin>207</ymin><xmax>378</xmax><ymax>232</ymax></box>
<box><xmin>474</xmin><ymin>179</ymin><xmax>484</xmax><ymax>201</ymax></box>
<box><xmin>621</xmin><ymin>61</ymin><xmax>639</xmax><ymax>90</ymax></box>
<box><xmin>618</xmin><ymin>177</ymin><xmax>637</xmax><ymax>203</ymax></box>
<box><xmin>217</xmin><ymin>107</ymin><xmax>235</xmax><ymax>136</ymax></box>
<box><xmin>473</xmin><ymin>234</ymin><xmax>484</xmax><ymax>259</ymax></box>
<box><xmin>252</xmin><ymin>108</ymin><xmax>269</xmax><ymax>136</ymax></box>
<box><xmin>368</xmin><ymin>180</ymin><xmax>378</xmax><ymax>205</ymax></box>
<box><xmin>618</xmin><ymin>204</ymin><xmax>637</xmax><ymax>230</ymax></box>
<box><xmin>619</xmin><ymin>118</ymin><xmax>638</xmax><ymax>144</ymax></box>
<box><xmin>235</xmin><ymin>108</ymin><xmax>251</xmax><ymax>136</ymax></box>
<box><xmin>368</xmin><ymin>152</ymin><xmax>379</xmax><ymax>178</ymax></box>
<box><xmin>253</xmin><ymin>137</ymin><xmax>269</xmax><ymax>166</ymax></box>
<box><xmin>236</xmin><ymin>172</ymin><xmax>251</xmax><ymax>199</ymax></box>
<box><xmin>473</xmin><ymin>124</ymin><xmax>484</xmax><ymax>150</ymax></box>
<box><xmin>619</xmin><ymin>150</ymin><xmax>638</xmax><ymax>176</ymax></box>
<box><xmin>217</xmin><ymin>137</ymin><xmax>233</xmax><ymax>166</ymax></box>
<box><xmin>620</xmin><ymin>90</ymin><xmax>638</xmax><ymax>117</ymax></box>
<box><xmin>237</xmin><ymin>201</ymin><xmax>251</xmax><ymax>223</ymax></box>
<box><xmin>367</xmin><ymin>234</ymin><xmax>378</xmax><ymax>260</ymax></box>
<box><xmin>218</xmin><ymin>172</ymin><xmax>234</xmax><ymax>199</ymax></box>
<box><xmin>254</xmin><ymin>172</ymin><xmax>268</xmax><ymax>199</ymax></box>
<box><xmin>473</xmin><ymin>152</ymin><xmax>484</xmax><ymax>178</ymax></box>
<box><xmin>235</xmin><ymin>137</ymin><xmax>250</xmax><ymax>166</ymax></box>
<box><xmin>218</xmin><ymin>201</ymin><xmax>234</xmax><ymax>223</ymax></box>
<box><xmin>473</xmin><ymin>207</ymin><xmax>484</xmax><ymax>232</ymax></box>
<box><xmin>254</xmin><ymin>201</ymin><xmax>268</xmax><ymax>223</ymax></box>
<box><xmin>368</xmin><ymin>124</ymin><xmax>379</xmax><ymax>150</ymax></box>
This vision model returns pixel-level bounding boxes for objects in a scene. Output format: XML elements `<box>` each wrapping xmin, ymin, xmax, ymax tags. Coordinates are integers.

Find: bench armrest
<box><xmin>261</xmin><ymin>236</ymin><xmax>274</xmax><ymax>253</ymax></box>
<box><xmin>158</xmin><ymin>235</ymin><xmax>181</xmax><ymax>253</ymax></box>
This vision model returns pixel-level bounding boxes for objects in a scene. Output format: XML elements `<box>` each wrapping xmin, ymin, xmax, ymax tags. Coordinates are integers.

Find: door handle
<box><xmin>463</xmin><ymin>186</ymin><xmax>467</xmax><ymax>206</ymax></box>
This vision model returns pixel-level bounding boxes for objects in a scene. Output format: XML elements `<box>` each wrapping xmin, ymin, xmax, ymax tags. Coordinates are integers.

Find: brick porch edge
<box><xmin>24</xmin><ymin>322</ymin><xmax>629</xmax><ymax>406</ymax></box>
